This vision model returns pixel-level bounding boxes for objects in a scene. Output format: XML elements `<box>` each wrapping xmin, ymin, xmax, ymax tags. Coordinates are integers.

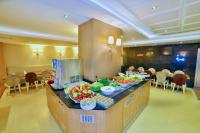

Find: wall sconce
<box><xmin>107</xmin><ymin>36</ymin><xmax>122</xmax><ymax>46</ymax></box>
<box><xmin>180</xmin><ymin>51</ymin><xmax>187</xmax><ymax>56</ymax></box>
<box><xmin>31</xmin><ymin>44</ymin><xmax>44</xmax><ymax>56</ymax></box>
<box><xmin>146</xmin><ymin>51</ymin><xmax>154</xmax><ymax>57</ymax></box>
<box><xmin>55</xmin><ymin>46</ymin><xmax>66</xmax><ymax>59</ymax></box>
<box><xmin>116</xmin><ymin>38</ymin><xmax>122</xmax><ymax>46</ymax></box>
<box><xmin>72</xmin><ymin>47</ymin><xmax>79</xmax><ymax>58</ymax></box>
<box><xmin>108</xmin><ymin>36</ymin><xmax>114</xmax><ymax>45</ymax></box>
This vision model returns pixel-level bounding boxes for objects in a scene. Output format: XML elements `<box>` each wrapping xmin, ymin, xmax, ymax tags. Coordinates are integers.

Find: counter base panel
<box><xmin>46</xmin><ymin>81</ymin><xmax>150</xmax><ymax>133</ymax></box>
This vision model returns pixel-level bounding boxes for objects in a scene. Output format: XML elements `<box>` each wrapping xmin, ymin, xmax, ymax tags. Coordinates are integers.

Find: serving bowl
<box><xmin>101</xmin><ymin>86</ymin><xmax>115</xmax><ymax>95</ymax></box>
<box><xmin>80</xmin><ymin>98</ymin><xmax>96</xmax><ymax>110</ymax></box>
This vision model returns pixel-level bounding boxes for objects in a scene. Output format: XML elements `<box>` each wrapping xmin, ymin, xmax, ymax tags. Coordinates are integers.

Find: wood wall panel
<box><xmin>0</xmin><ymin>44</ymin><xmax>6</xmax><ymax>84</ymax></box>
<box><xmin>195</xmin><ymin>48</ymin><xmax>200</xmax><ymax>88</ymax></box>
<box><xmin>124</xmin><ymin>44</ymin><xmax>200</xmax><ymax>87</ymax></box>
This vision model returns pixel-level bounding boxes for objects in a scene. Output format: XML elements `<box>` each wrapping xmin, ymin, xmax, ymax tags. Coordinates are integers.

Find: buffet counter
<box><xmin>46</xmin><ymin>80</ymin><xmax>150</xmax><ymax>133</ymax></box>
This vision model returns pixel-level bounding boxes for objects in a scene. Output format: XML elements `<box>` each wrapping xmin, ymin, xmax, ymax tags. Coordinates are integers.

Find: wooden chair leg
<box><xmin>172</xmin><ymin>83</ymin><xmax>176</xmax><ymax>92</ymax></box>
<box><xmin>35</xmin><ymin>81</ymin><xmax>38</xmax><ymax>89</ymax></box>
<box><xmin>18</xmin><ymin>84</ymin><xmax>21</xmax><ymax>94</ymax></box>
<box><xmin>163</xmin><ymin>83</ymin><xmax>166</xmax><ymax>90</ymax></box>
<box><xmin>26</xmin><ymin>82</ymin><xmax>29</xmax><ymax>93</ymax></box>
<box><xmin>166</xmin><ymin>81</ymin><xmax>169</xmax><ymax>88</ymax></box>
<box><xmin>41</xmin><ymin>80</ymin><xmax>45</xmax><ymax>88</ymax></box>
<box><xmin>182</xmin><ymin>84</ymin><xmax>186</xmax><ymax>94</ymax></box>
<box><xmin>14</xmin><ymin>86</ymin><xmax>17</xmax><ymax>93</ymax></box>
<box><xmin>155</xmin><ymin>82</ymin><xmax>158</xmax><ymax>88</ymax></box>
<box><xmin>7</xmin><ymin>86</ymin><xmax>11</xmax><ymax>96</ymax></box>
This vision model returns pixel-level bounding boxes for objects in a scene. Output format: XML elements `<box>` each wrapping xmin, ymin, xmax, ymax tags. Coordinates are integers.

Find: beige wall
<box><xmin>3</xmin><ymin>44</ymin><xmax>78</xmax><ymax>74</ymax></box>
<box><xmin>79</xmin><ymin>19</ymin><xmax>122</xmax><ymax>81</ymax></box>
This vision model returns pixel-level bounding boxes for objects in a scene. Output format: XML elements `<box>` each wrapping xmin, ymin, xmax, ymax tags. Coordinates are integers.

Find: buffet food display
<box><xmin>63</xmin><ymin>73</ymin><xmax>148</xmax><ymax>110</ymax></box>
<box><xmin>47</xmin><ymin>59</ymin><xmax>151</xmax><ymax>133</ymax></box>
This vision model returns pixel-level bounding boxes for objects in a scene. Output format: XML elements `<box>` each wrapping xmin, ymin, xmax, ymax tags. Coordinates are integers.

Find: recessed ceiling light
<box><xmin>152</xmin><ymin>6</ymin><xmax>158</xmax><ymax>11</ymax></box>
<box><xmin>64</xmin><ymin>15</ymin><xmax>68</xmax><ymax>19</ymax></box>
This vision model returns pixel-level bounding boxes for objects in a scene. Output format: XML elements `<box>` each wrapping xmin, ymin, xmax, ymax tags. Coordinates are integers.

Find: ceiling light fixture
<box><xmin>64</xmin><ymin>15</ymin><xmax>69</xmax><ymax>19</ymax></box>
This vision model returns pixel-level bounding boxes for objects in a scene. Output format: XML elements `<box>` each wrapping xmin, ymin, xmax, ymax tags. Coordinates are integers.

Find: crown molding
<box><xmin>124</xmin><ymin>30</ymin><xmax>200</xmax><ymax>46</ymax></box>
<box><xmin>0</xmin><ymin>26</ymin><xmax>78</xmax><ymax>42</ymax></box>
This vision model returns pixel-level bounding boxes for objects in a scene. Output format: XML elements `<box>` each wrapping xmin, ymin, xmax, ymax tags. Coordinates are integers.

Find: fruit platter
<box><xmin>67</xmin><ymin>84</ymin><xmax>95</xmax><ymax>103</ymax></box>
<box><xmin>117</xmin><ymin>76</ymin><xmax>142</xmax><ymax>87</ymax></box>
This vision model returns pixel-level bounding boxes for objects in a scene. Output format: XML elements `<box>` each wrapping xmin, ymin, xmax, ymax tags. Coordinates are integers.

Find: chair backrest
<box><xmin>41</xmin><ymin>71</ymin><xmax>52</xmax><ymax>81</ymax></box>
<box><xmin>172</xmin><ymin>74</ymin><xmax>187</xmax><ymax>86</ymax></box>
<box><xmin>174</xmin><ymin>70</ymin><xmax>185</xmax><ymax>75</ymax></box>
<box><xmin>156</xmin><ymin>72</ymin><xmax>167</xmax><ymax>83</ymax></box>
<box><xmin>5</xmin><ymin>76</ymin><xmax>20</xmax><ymax>87</ymax></box>
<box><xmin>148</xmin><ymin>68</ymin><xmax>156</xmax><ymax>74</ymax></box>
<box><xmin>25</xmin><ymin>72</ymin><xmax>37</xmax><ymax>84</ymax></box>
<box><xmin>145</xmin><ymin>70</ymin><xmax>153</xmax><ymax>76</ymax></box>
<box><xmin>162</xmin><ymin>69</ymin><xmax>171</xmax><ymax>76</ymax></box>
<box><xmin>138</xmin><ymin>67</ymin><xmax>144</xmax><ymax>73</ymax></box>
<box><xmin>128</xmin><ymin>66</ymin><xmax>135</xmax><ymax>71</ymax></box>
<box><xmin>6</xmin><ymin>77</ymin><xmax>15</xmax><ymax>87</ymax></box>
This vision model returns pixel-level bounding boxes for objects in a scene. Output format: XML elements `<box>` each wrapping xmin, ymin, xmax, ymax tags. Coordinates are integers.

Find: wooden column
<box><xmin>0</xmin><ymin>44</ymin><xmax>6</xmax><ymax>85</ymax></box>
<box><xmin>79</xmin><ymin>19</ymin><xmax>123</xmax><ymax>81</ymax></box>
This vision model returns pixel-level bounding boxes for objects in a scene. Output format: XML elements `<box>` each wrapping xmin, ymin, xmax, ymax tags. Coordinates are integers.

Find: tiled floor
<box><xmin>0</xmin><ymin>87</ymin><xmax>200</xmax><ymax>133</ymax></box>
<box><xmin>127</xmin><ymin>88</ymin><xmax>200</xmax><ymax>133</ymax></box>
<box><xmin>0</xmin><ymin>88</ymin><xmax>62</xmax><ymax>133</ymax></box>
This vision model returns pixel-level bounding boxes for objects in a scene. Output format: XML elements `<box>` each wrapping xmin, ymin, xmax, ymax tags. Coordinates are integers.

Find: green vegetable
<box><xmin>73</xmin><ymin>92</ymin><xmax>78</xmax><ymax>98</ymax></box>
<box><xmin>64</xmin><ymin>87</ymin><xmax>70</xmax><ymax>94</ymax></box>
<box><xmin>89</xmin><ymin>82</ymin><xmax>103</xmax><ymax>92</ymax></box>
<box><xmin>111</xmin><ymin>83</ymin><xmax>121</xmax><ymax>87</ymax></box>
<box><xmin>83</xmin><ymin>90</ymin><xmax>87</xmax><ymax>94</ymax></box>
<box><xmin>98</xmin><ymin>79</ymin><xmax>110</xmax><ymax>86</ymax></box>
<box><xmin>88</xmin><ymin>90</ymin><xmax>92</xmax><ymax>94</ymax></box>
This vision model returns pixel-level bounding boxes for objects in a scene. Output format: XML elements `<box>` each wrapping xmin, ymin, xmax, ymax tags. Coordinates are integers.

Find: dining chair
<box><xmin>25</xmin><ymin>72</ymin><xmax>38</xmax><ymax>92</ymax></box>
<box><xmin>174</xmin><ymin>70</ymin><xmax>185</xmax><ymax>75</ymax></box>
<box><xmin>41</xmin><ymin>70</ymin><xmax>52</xmax><ymax>87</ymax></box>
<box><xmin>155</xmin><ymin>71</ymin><xmax>168</xmax><ymax>90</ymax></box>
<box><xmin>145</xmin><ymin>70</ymin><xmax>155</xmax><ymax>85</ymax></box>
<box><xmin>171</xmin><ymin>74</ymin><xmax>187</xmax><ymax>94</ymax></box>
<box><xmin>138</xmin><ymin>67</ymin><xmax>145</xmax><ymax>73</ymax></box>
<box><xmin>4</xmin><ymin>76</ymin><xmax>21</xmax><ymax>95</ymax></box>
<box><xmin>162</xmin><ymin>69</ymin><xmax>171</xmax><ymax>76</ymax></box>
<box><xmin>148</xmin><ymin>68</ymin><xmax>156</xmax><ymax>75</ymax></box>
<box><xmin>128</xmin><ymin>66</ymin><xmax>135</xmax><ymax>71</ymax></box>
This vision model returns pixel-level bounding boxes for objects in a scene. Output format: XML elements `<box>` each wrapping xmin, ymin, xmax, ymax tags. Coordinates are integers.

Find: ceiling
<box><xmin>122</xmin><ymin>0</ymin><xmax>200</xmax><ymax>35</ymax></box>
<box><xmin>0</xmin><ymin>0</ymin><xmax>200</xmax><ymax>46</ymax></box>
